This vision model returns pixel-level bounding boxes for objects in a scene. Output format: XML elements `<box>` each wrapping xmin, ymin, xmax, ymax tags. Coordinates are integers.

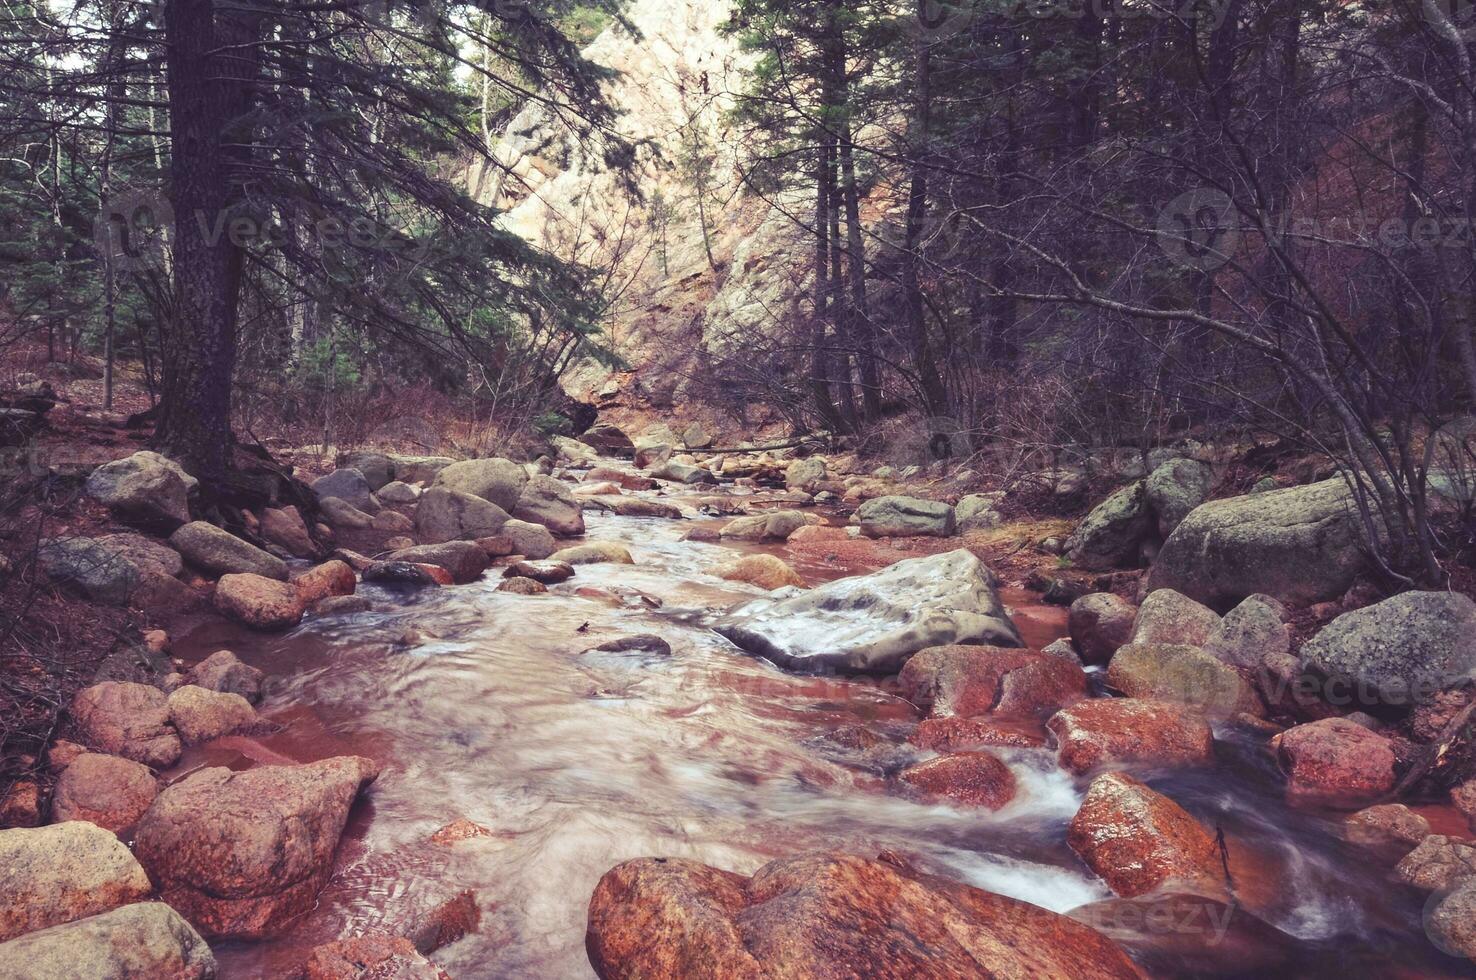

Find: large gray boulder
<box><xmin>343</xmin><ymin>452</ymin><xmax>395</xmax><ymax>491</ymax></box>
<box><xmin>415</xmin><ymin>487</ymin><xmax>509</xmax><ymax>544</ymax></box>
<box><xmin>38</xmin><ymin>538</ymin><xmax>141</xmax><ymax>605</ymax></box>
<box><xmin>433</xmin><ymin>457</ymin><xmax>528</xmax><ymax>511</ymax></box>
<box><xmin>512</xmin><ymin>475</ymin><xmax>585</xmax><ymax>537</ymax></box>
<box><xmin>550</xmin><ymin>435</ymin><xmax>599</xmax><ymax>466</ymax></box>
<box><xmin>1145</xmin><ymin>458</ymin><xmax>1213</xmax><ymax>538</ymax></box>
<box><xmin>0</xmin><ymin>903</ymin><xmax>216</xmax><ymax>980</ymax></box>
<box><xmin>1065</xmin><ymin>481</ymin><xmax>1154</xmax><ymax>569</ymax></box>
<box><xmin>85</xmin><ymin>451</ymin><xmax>191</xmax><ymax>528</ymax></box>
<box><xmin>311</xmin><ymin>467</ymin><xmax>376</xmax><ymax>512</ymax></box>
<box><xmin>714</xmin><ymin>549</ymin><xmax>1022</xmax><ymax>674</ymax></box>
<box><xmin>1204</xmin><ymin>594</ymin><xmax>1289</xmax><ymax>670</ymax></box>
<box><xmin>1299</xmin><ymin>591</ymin><xmax>1476</xmax><ymax>705</ymax></box>
<box><xmin>0</xmin><ymin>822</ymin><xmax>153</xmax><ymax>941</ymax></box>
<box><xmin>786</xmin><ymin>457</ymin><xmax>827</xmax><ymax>490</ymax></box>
<box><xmin>578</xmin><ymin>422</ymin><xmax>635</xmax><ymax>456</ymax></box>
<box><xmin>388</xmin><ymin>454</ymin><xmax>455</xmax><ymax>485</ymax></box>
<box><xmin>857</xmin><ymin>495</ymin><xmax>955</xmax><ymax>538</ymax></box>
<box><xmin>1145</xmin><ymin>478</ymin><xmax>1371</xmax><ymax>609</ymax></box>
<box><xmin>169</xmin><ymin>522</ymin><xmax>288</xmax><ymax>580</ymax></box>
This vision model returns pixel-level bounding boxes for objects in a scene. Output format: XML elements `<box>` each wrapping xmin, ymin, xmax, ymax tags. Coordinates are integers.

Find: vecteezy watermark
<box><xmin>884</xmin><ymin>416</ymin><xmax>976</xmax><ymax>467</ymax></box>
<box><xmin>903</xmin><ymin>0</ymin><xmax>979</xmax><ymax>40</ymax></box>
<box><xmin>1156</xmin><ymin>187</ymin><xmax>1242</xmax><ymax>272</ymax></box>
<box><xmin>907</xmin><ymin>0</ymin><xmax>1236</xmax><ymax>38</ymax></box>
<box><xmin>94</xmin><ymin>190</ymin><xmax>173</xmax><ymax>273</ymax></box>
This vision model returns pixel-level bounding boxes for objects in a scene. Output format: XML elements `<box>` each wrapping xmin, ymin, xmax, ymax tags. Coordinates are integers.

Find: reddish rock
<box><xmin>1047</xmin><ymin>699</ymin><xmax>1215</xmax><ymax>775</ymax></box>
<box><xmin>0</xmin><ymin>821</ymin><xmax>153</xmax><ymax>942</ymax></box>
<box><xmin>1452</xmin><ymin>780</ymin><xmax>1476</xmax><ymax>833</ymax></box>
<box><xmin>503</xmin><ymin>560</ymin><xmax>575</xmax><ymax>584</ymax></box>
<box><xmin>899</xmin><ymin>645</ymin><xmax>1087</xmax><ymax>720</ymax></box>
<box><xmin>134</xmin><ymin>756</ymin><xmax>378</xmax><ymax>939</ymax></box>
<box><xmin>304</xmin><ymin>933</ymin><xmax>450</xmax><ymax>980</ymax></box>
<box><xmin>409</xmin><ymin>889</ymin><xmax>480</xmax><ymax>954</ymax></box>
<box><xmin>1069</xmin><ymin>593</ymin><xmax>1137</xmax><ymax>665</ymax></box>
<box><xmin>898</xmin><ymin>752</ymin><xmax>1017</xmax><ymax>810</ymax></box>
<box><xmin>912</xmin><ymin>716</ymin><xmax>1047</xmax><ymax>751</ymax></box>
<box><xmin>713</xmin><ymin>554</ymin><xmax>804</xmax><ymax>590</ymax></box>
<box><xmin>786</xmin><ymin>524</ymin><xmax>849</xmax><ymax>543</ymax></box>
<box><xmin>1271</xmin><ymin>718</ymin><xmax>1396</xmax><ymax>809</ymax></box>
<box><xmin>0</xmin><ymin>781</ymin><xmax>40</xmax><ymax>828</ymax></box>
<box><xmin>167</xmin><ymin>685</ymin><xmax>257</xmax><ymax>744</ymax></box>
<box><xmin>388</xmin><ymin>542</ymin><xmax>491</xmax><ymax>584</ymax></box>
<box><xmin>72</xmin><ymin>681</ymin><xmax>182</xmax><ymax>769</ymax></box>
<box><xmin>261</xmin><ymin>506</ymin><xmax>315</xmax><ymax>557</ymax></box>
<box><xmin>585</xmin><ymin>851</ymin><xmax>1145</xmax><ymax>979</ymax></box>
<box><xmin>50</xmin><ymin>753</ymin><xmax>158</xmax><ymax>832</ymax></box>
<box><xmin>46</xmin><ymin>739</ymin><xmax>87</xmax><ymax>774</ymax></box>
<box><xmin>214</xmin><ymin>573</ymin><xmax>306</xmax><ymax>631</ymax></box>
<box><xmin>1067</xmin><ymin>772</ymin><xmax>1226</xmax><ymax>899</ymax></box>
<box><xmin>314</xmin><ymin>595</ymin><xmax>373</xmax><ymax>615</ymax></box>
<box><xmin>428</xmin><ymin>818</ymin><xmax>492</xmax><ymax>845</ymax></box>
<box><xmin>293</xmin><ymin>560</ymin><xmax>357</xmax><ymax>605</ymax></box>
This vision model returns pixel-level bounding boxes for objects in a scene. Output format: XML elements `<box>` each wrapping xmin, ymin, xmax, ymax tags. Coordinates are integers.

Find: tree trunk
<box><xmin>157</xmin><ymin>0</ymin><xmax>261</xmax><ymax>482</ymax></box>
<box><xmin>810</xmin><ymin>143</ymin><xmax>842</xmax><ymax>432</ymax></box>
<box><xmin>904</xmin><ymin>7</ymin><xmax>948</xmax><ymax>418</ymax></box>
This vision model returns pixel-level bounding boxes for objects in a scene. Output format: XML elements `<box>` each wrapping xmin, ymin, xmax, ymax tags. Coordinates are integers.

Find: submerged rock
<box><xmin>585</xmin><ymin>851</ymin><xmax>1144</xmax><ymax>979</ymax></box>
<box><xmin>897</xmin><ymin>751</ymin><xmax>1017</xmax><ymax>809</ymax></box>
<box><xmin>504</xmin><ymin>560</ymin><xmax>576</xmax><ymax>584</ymax></box>
<box><xmin>134</xmin><ymin>756</ymin><xmax>378</xmax><ymax>939</ymax></box>
<box><xmin>304</xmin><ymin>933</ymin><xmax>449</xmax><ymax>980</ymax></box>
<box><xmin>714</xmin><ymin>549</ymin><xmax>1022</xmax><ymax>674</ymax></box>
<box><xmin>0</xmin><ymin>902</ymin><xmax>216</xmax><ymax>980</ymax></box>
<box><xmin>498</xmin><ymin>576</ymin><xmax>549</xmax><ymax>595</ymax></box>
<box><xmin>549</xmin><ymin>541</ymin><xmax>633</xmax><ymax>565</ymax></box>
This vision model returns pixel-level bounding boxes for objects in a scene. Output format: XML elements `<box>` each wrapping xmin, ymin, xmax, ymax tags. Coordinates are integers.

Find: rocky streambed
<box><xmin>7</xmin><ymin>450</ymin><xmax>1476</xmax><ymax>978</ymax></box>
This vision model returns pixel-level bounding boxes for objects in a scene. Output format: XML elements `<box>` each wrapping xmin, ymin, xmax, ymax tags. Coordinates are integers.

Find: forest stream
<box><xmin>161</xmin><ymin>461</ymin><xmax>1469</xmax><ymax>980</ymax></box>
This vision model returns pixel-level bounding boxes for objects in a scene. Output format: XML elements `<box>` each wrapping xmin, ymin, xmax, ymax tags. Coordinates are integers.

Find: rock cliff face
<box><xmin>474</xmin><ymin>0</ymin><xmax>810</xmax><ymax>433</ymax></box>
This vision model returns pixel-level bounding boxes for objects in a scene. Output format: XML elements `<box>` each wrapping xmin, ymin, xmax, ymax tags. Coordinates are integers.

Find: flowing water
<box><xmin>168</xmin><ymin>468</ymin><xmax>1472</xmax><ymax>979</ymax></box>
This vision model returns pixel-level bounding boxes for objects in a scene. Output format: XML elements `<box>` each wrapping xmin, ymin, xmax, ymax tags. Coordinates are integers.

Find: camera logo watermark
<box><xmin>1156</xmin><ymin>187</ymin><xmax>1241</xmax><ymax>272</ymax></box>
<box><xmin>95</xmin><ymin>190</ymin><xmax>173</xmax><ymax>273</ymax></box>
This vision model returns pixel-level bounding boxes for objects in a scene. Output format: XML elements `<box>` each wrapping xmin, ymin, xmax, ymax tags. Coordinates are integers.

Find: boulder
<box><xmin>512</xmin><ymin>474</ymin><xmax>586</xmax><ymax>537</ymax></box>
<box><xmin>311</xmin><ymin>468</ymin><xmax>376</xmax><ymax>512</ymax></box>
<box><xmin>84</xmin><ymin>451</ymin><xmax>191</xmax><ymax>528</ymax></box>
<box><xmin>363</xmin><ymin>562</ymin><xmax>450</xmax><ymax>588</ymax></box>
<box><xmin>719</xmin><ymin>511</ymin><xmax>817</xmax><ymax>541</ymax></box>
<box><xmin>897</xmin><ymin>752</ymin><xmax>1017</xmax><ymax>809</ymax></box>
<box><xmin>184</xmin><ymin>650</ymin><xmax>264</xmax><ymax>703</ymax></box>
<box><xmin>681</xmin><ymin>422</ymin><xmax>712</xmax><ymax>450</ymax></box>
<box><xmin>415</xmin><ymin>487</ymin><xmax>509</xmax><ymax>544</ymax></box>
<box><xmin>549</xmin><ymin>541</ymin><xmax>634</xmax><ymax>566</ymax></box>
<box><xmin>387</xmin><ymin>542</ymin><xmax>488</xmax><ymax>584</ymax></box>
<box><xmin>912</xmin><ymin>716</ymin><xmax>1047</xmax><ymax>752</ymax></box>
<box><xmin>1130</xmin><ymin>589</ymin><xmax>1221</xmax><ymax>647</ymax></box>
<box><xmin>715</xmin><ymin>550</ymin><xmax>1022</xmax><ymax>674</ymax></box>
<box><xmin>899</xmin><ymin>645</ymin><xmax>1087</xmax><ymax>720</ymax></box>
<box><xmin>38</xmin><ymin>538</ymin><xmax>141</xmax><ymax>605</ymax></box>
<box><xmin>857</xmin><ymin>495</ymin><xmax>956</xmax><ymax>538</ymax></box>
<box><xmin>167</xmin><ymin>685</ymin><xmax>256</xmax><ymax>744</ymax></box>
<box><xmin>260</xmin><ymin>506</ymin><xmax>315</xmax><ymax>557</ymax></box>
<box><xmin>1047</xmin><ymin>699</ymin><xmax>1215</xmax><ymax>775</ymax></box>
<box><xmin>498</xmin><ymin>577</ymin><xmax>548</xmax><ymax>595</ymax></box>
<box><xmin>1204</xmin><ymin>595</ymin><xmax>1289</xmax><ymax>671</ymax></box>
<box><xmin>50</xmin><ymin>753</ymin><xmax>158</xmax><ymax>832</ymax></box>
<box><xmin>1069</xmin><ymin>593</ymin><xmax>1138</xmax><ymax>665</ymax></box>
<box><xmin>1067</xmin><ymin>772</ymin><xmax>1225</xmax><ymax>899</ymax></box>
<box><xmin>96</xmin><ymin>532</ymin><xmax>184</xmax><ymax>578</ymax></box>
<box><xmin>377</xmin><ymin>481</ymin><xmax>420</xmax><ymax>504</ymax></box>
<box><xmin>713</xmin><ymin>554</ymin><xmax>804</xmax><ymax>590</ymax></box>
<box><xmin>389</xmin><ymin>454</ymin><xmax>456</xmax><ymax>485</ymax></box>
<box><xmin>314</xmin><ymin>595</ymin><xmax>373</xmax><ymax>615</ymax></box>
<box><xmin>170</xmin><ymin>522</ymin><xmax>288</xmax><ymax>580</ymax></box>
<box><xmin>494</xmin><ymin>519</ymin><xmax>557</xmax><ymax>560</ymax></box>
<box><xmin>651</xmin><ymin>460</ymin><xmax>708</xmax><ymax>484</ymax></box>
<box><xmin>585</xmin><ymin>852</ymin><xmax>1145</xmax><ymax>979</ymax></box>
<box><xmin>293</xmin><ymin>560</ymin><xmax>357</xmax><ymax>605</ymax></box>
<box><xmin>304</xmin><ymin>933</ymin><xmax>449</xmax><ymax>980</ymax></box>
<box><xmin>1298</xmin><ymin>591</ymin><xmax>1476</xmax><ymax>706</ymax></box>
<box><xmin>1106</xmin><ymin>643</ymin><xmax>1264</xmax><ymax>718</ymax></box>
<box><xmin>1397</xmin><ymin>835</ymin><xmax>1476</xmax><ymax>895</ymax></box>
<box><xmin>433</xmin><ymin>458</ymin><xmax>528</xmax><ymax>511</ymax></box>
<box><xmin>1065</xmin><ymin>481</ymin><xmax>1154</xmax><ymax>569</ymax></box>
<box><xmin>214</xmin><ymin>573</ymin><xmax>305</xmax><ymax>631</ymax></box>
<box><xmin>1145</xmin><ymin>458</ymin><xmax>1212</xmax><ymax>538</ymax></box>
<box><xmin>578</xmin><ymin>422</ymin><xmax>635</xmax><ymax>457</ymax></box>
<box><xmin>1271</xmin><ymin>718</ymin><xmax>1396</xmax><ymax>809</ymax></box>
<box><xmin>344</xmin><ymin>452</ymin><xmax>395</xmax><ymax>491</ymax></box>
<box><xmin>1147</xmin><ymin>478</ymin><xmax>1372</xmax><ymax>609</ymax></box>
<box><xmin>0</xmin><ymin>902</ymin><xmax>215</xmax><ymax>980</ymax></box>
<box><xmin>1427</xmin><ymin>879</ymin><xmax>1476</xmax><ymax>961</ymax></box>
<box><xmin>955</xmin><ymin>493</ymin><xmax>1004</xmax><ymax>532</ymax></box>
<box><xmin>72</xmin><ymin>681</ymin><xmax>181</xmax><ymax>768</ymax></box>
<box><xmin>551</xmin><ymin>435</ymin><xmax>600</xmax><ymax>466</ymax></box>
<box><xmin>370</xmin><ymin>510</ymin><xmax>414</xmax><ymax>534</ymax></box>
<box><xmin>0</xmin><ymin>821</ymin><xmax>153</xmax><ymax>941</ymax></box>
<box><xmin>318</xmin><ymin>496</ymin><xmax>373</xmax><ymax>530</ymax></box>
<box><xmin>785</xmin><ymin>457</ymin><xmax>826</xmax><ymax>490</ymax></box>
<box><xmin>503</xmin><ymin>560</ymin><xmax>576</xmax><ymax>584</ymax></box>
<box><xmin>133</xmin><ymin>756</ymin><xmax>379</xmax><ymax>939</ymax></box>
<box><xmin>583</xmin><ymin>495</ymin><xmax>684</xmax><ymax>519</ymax></box>
<box><xmin>1341</xmin><ymin>804</ymin><xmax>1430</xmax><ymax>856</ymax></box>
